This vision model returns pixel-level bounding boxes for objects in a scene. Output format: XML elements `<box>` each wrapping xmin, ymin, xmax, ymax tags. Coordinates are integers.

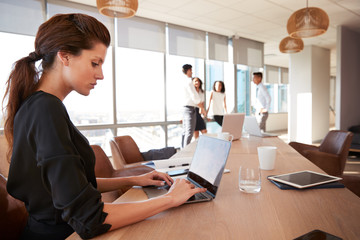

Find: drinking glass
<box><xmin>239</xmin><ymin>166</ymin><xmax>261</xmax><ymax>193</ymax></box>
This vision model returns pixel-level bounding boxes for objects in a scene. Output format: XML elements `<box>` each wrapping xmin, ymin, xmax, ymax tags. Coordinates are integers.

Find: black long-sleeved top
<box><xmin>7</xmin><ymin>91</ymin><xmax>111</xmax><ymax>239</ymax></box>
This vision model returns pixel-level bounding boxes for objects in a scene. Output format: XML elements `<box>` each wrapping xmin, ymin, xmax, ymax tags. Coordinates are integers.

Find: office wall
<box><xmin>289</xmin><ymin>46</ymin><xmax>330</xmax><ymax>143</ymax></box>
<box><xmin>336</xmin><ymin>26</ymin><xmax>360</xmax><ymax>131</ymax></box>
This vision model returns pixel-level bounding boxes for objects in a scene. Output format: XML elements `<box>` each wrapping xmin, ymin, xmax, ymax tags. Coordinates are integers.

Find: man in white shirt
<box><xmin>181</xmin><ymin>64</ymin><xmax>202</xmax><ymax>148</ymax></box>
<box><xmin>252</xmin><ymin>72</ymin><xmax>271</xmax><ymax>132</ymax></box>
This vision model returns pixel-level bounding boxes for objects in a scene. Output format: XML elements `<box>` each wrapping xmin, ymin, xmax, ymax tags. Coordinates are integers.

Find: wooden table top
<box><xmin>68</xmin><ymin>136</ymin><xmax>360</xmax><ymax>240</ymax></box>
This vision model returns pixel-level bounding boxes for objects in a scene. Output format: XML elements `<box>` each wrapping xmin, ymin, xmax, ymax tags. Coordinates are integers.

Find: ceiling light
<box><xmin>279</xmin><ymin>37</ymin><xmax>304</xmax><ymax>53</ymax></box>
<box><xmin>287</xmin><ymin>0</ymin><xmax>329</xmax><ymax>38</ymax></box>
<box><xmin>96</xmin><ymin>0</ymin><xmax>138</xmax><ymax>18</ymax></box>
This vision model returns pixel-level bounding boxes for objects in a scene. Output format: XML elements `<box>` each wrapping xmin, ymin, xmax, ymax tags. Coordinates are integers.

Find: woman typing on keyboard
<box><xmin>3</xmin><ymin>13</ymin><xmax>206</xmax><ymax>240</ymax></box>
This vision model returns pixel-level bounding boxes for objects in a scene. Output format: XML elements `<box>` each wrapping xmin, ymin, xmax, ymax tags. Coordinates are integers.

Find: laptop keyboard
<box><xmin>194</xmin><ymin>192</ymin><xmax>208</xmax><ymax>199</ymax></box>
<box><xmin>187</xmin><ymin>192</ymin><xmax>209</xmax><ymax>201</ymax></box>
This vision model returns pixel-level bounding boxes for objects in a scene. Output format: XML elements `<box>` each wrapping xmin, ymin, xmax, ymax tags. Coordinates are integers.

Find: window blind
<box><xmin>0</xmin><ymin>0</ymin><xmax>44</xmax><ymax>36</ymax></box>
<box><xmin>208</xmin><ymin>32</ymin><xmax>228</xmax><ymax>62</ymax></box>
<box><xmin>168</xmin><ymin>24</ymin><xmax>206</xmax><ymax>59</ymax></box>
<box><xmin>265</xmin><ymin>65</ymin><xmax>279</xmax><ymax>84</ymax></box>
<box><xmin>117</xmin><ymin>16</ymin><xmax>165</xmax><ymax>53</ymax></box>
<box><xmin>233</xmin><ymin>37</ymin><xmax>264</xmax><ymax>68</ymax></box>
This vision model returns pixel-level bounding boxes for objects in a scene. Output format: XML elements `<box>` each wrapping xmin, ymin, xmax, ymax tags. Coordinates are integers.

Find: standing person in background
<box><xmin>181</xmin><ymin>64</ymin><xmax>202</xmax><ymax>148</ymax></box>
<box><xmin>192</xmin><ymin>77</ymin><xmax>207</xmax><ymax>139</ymax></box>
<box><xmin>252</xmin><ymin>72</ymin><xmax>271</xmax><ymax>132</ymax></box>
<box><xmin>207</xmin><ymin>81</ymin><xmax>227</xmax><ymax>126</ymax></box>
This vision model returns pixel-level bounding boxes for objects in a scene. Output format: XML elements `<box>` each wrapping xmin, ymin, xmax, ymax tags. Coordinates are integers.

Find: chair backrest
<box><xmin>319</xmin><ymin>130</ymin><xmax>353</xmax><ymax>175</ymax></box>
<box><xmin>0</xmin><ymin>134</ymin><xmax>10</xmax><ymax>178</ymax></box>
<box><xmin>109</xmin><ymin>139</ymin><xmax>126</xmax><ymax>170</ymax></box>
<box><xmin>0</xmin><ymin>174</ymin><xmax>28</xmax><ymax>240</ymax></box>
<box><xmin>91</xmin><ymin>145</ymin><xmax>114</xmax><ymax>178</ymax></box>
<box><xmin>114</xmin><ymin>136</ymin><xmax>145</xmax><ymax>164</ymax></box>
<box><xmin>319</xmin><ymin>130</ymin><xmax>353</xmax><ymax>155</ymax></box>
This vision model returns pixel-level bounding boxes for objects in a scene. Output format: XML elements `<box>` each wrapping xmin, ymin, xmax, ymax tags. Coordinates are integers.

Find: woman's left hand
<box><xmin>135</xmin><ymin>170</ymin><xmax>173</xmax><ymax>187</ymax></box>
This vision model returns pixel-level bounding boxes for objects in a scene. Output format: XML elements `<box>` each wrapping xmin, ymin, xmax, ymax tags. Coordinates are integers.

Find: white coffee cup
<box><xmin>217</xmin><ymin>132</ymin><xmax>234</xmax><ymax>141</ymax></box>
<box><xmin>257</xmin><ymin>146</ymin><xmax>277</xmax><ymax>170</ymax></box>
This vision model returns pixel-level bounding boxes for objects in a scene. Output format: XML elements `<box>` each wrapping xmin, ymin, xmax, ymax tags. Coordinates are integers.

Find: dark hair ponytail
<box><xmin>2</xmin><ymin>13</ymin><xmax>110</xmax><ymax>161</ymax></box>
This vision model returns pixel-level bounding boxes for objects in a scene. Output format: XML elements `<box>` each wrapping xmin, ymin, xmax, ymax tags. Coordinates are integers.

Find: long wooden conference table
<box><xmin>68</xmin><ymin>136</ymin><xmax>360</xmax><ymax>240</ymax></box>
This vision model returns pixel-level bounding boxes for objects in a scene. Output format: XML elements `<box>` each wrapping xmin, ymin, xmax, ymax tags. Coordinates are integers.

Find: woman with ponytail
<box><xmin>4</xmin><ymin>13</ymin><xmax>205</xmax><ymax>240</ymax></box>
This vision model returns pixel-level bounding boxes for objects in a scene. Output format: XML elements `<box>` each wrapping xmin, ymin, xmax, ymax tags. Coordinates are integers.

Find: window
<box><xmin>116</xmin><ymin>47</ymin><xmax>165</xmax><ymax>123</ymax></box>
<box><xmin>236</xmin><ymin>65</ymin><xmax>250</xmax><ymax>114</ymax></box>
<box><xmin>265</xmin><ymin>85</ymin><xmax>275</xmax><ymax>113</ymax></box>
<box><xmin>117</xmin><ymin>126</ymin><xmax>165</xmax><ymax>152</ymax></box>
<box><xmin>278</xmin><ymin>85</ymin><xmax>288</xmax><ymax>113</ymax></box>
<box><xmin>80</xmin><ymin>129</ymin><xmax>114</xmax><ymax>155</ymax></box>
<box><xmin>167</xmin><ymin>124</ymin><xmax>182</xmax><ymax>149</ymax></box>
<box><xmin>0</xmin><ymin>32</ymin><xmax>35</xmax><ymax>128</ymax></box>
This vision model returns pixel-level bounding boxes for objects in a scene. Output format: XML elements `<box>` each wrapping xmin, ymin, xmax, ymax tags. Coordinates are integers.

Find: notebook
<box><xmin>142</xmin><ymin>135</ymin><xmax>232</xmax><ymax>203</ymax></box>
<box><xmin>243</xmin><ymin>116</ymin><xmax>278</xmax><ymax>137</ymax></box>
<box><xmin>221</xmin><ymin>113</ymin><xmax>245</xmax><ymax>140</ymax></box>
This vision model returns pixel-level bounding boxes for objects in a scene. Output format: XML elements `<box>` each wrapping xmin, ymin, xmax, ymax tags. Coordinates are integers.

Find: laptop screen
<box><xmin>188</xmin><ymin>136</ymin><xmax>231</xmax><ymax>197</ymax></box>
<box><xmin>222</xmin><ymin>113</ymin><xmax>245</xmax><ymax>140</ymax></box>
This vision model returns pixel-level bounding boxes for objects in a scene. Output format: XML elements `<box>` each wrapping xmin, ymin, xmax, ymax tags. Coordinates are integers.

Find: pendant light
<box><xmin>279</xmin><ymin>36</ymin><xmax>304</xmax><ymax>53</ymax></box>
<box><xmin>96</xmin><ymin>0</ymin><xmax>138</xmax><ymax>18</ymax></box>
<box><xmin>287</xmin><ymin>0</ymin><xmax>329</xmax><ymax>38</ymax></box>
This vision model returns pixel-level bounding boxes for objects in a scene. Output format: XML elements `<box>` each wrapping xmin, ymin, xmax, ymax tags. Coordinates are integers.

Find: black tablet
<box><xmin>267</xmin><ymin>170</ymin><xmax>342</xmax><ymax>189</ymax></box>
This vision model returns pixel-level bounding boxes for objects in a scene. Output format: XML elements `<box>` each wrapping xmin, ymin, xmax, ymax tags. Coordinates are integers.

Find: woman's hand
<box><xmin>165</xmin><ymin>179</ymin><xmax>207</xmax><ymax>207</ymax></box>
<box><xmin>134</xmin><ymin>170</ymin><xmax>173</xmax><ymax>187</ymax></box>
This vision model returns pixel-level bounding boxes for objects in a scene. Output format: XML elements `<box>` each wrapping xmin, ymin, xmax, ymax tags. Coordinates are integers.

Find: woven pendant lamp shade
<box><xmin>96</xmin><ymin>0</ymin><xmax>138</xmax><ymax>18</ymax></box>
<box><xmin>287</xmin><ymin>6</ymin><xmax>329</xmax><ymax>38</ymax></box>
<box><xmin>279</xmin><ymin>37</ymin><xmax>304</xmax><ymax>53</ymax></box>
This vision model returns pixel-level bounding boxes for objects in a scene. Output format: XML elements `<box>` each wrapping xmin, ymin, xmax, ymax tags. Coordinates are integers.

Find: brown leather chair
<box><xmin>0</xmin><ymin>134</ymin><xmax>10</xmax><ymax>178</ymax></box>
<box><xmin>112</xmin><ymin>136</ymin><xmax>145</xmax><ymax>164</ymax></box>
<box><xmin>289</xmin><ymin>130</ymin><xmax>353</xmax><ymax>176</ymax></box>
<box><xmin>0</xmin><ymin>174</ymin><xmax>28</xmax><ymax>240</ymax></box>
<box><xmin>111</xmin><ymin>136</ymin><xmax>176</xmax><ymax>166</ymax></box>
<box><xmin>91</xmin><ymin>145</ymin><xmax>152</xmax><ymax>202</ymax></box>
<box><xmin>109</xmin><ymin>139</ymin><xmax>126</xmax><ymax>170</ymax></box>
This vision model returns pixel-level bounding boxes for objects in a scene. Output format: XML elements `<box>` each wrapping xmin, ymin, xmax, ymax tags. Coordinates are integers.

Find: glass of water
<box><xmin>239</xmin><ymin>166</ymin><xmax>261</xmax><ymax>193</ymax></box>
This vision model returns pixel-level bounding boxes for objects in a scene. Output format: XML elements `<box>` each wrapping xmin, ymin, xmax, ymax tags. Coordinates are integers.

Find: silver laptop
<box><xmin>142</xmin><ymin>135</ymin><xmax>232</xmax><ymax>203</ymax></box>
<box><xmin>243</xmin><ymin>116</ymin><xmax>278</xmax><ymax>137</ymax></box>
<box><xmin>221</xmin><ymin>113</ymin><xmax>245</xmax><ymax>140</ymax></box>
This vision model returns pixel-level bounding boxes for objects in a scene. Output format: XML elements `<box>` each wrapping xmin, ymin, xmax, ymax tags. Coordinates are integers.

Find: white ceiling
<box><xmin>68</xmin><ymin>0</ymin><xmax>360</xmax><ymax>75</ymax></box>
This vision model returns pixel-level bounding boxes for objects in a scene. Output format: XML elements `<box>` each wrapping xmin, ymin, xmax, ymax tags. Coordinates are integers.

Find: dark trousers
<box><xmin>214</xmin><ymin>115</ymin><xmax>224</xmax><ymax>126</ymax></box>
<box><xmin>181</xmin><ymin>106</ymin><xmax>196</xmax><ymax>148</ymax></box>
<box><xmin>259</xmin><ymin>112</ymin><xmax>269</xmax><ymax>132</ymax></box>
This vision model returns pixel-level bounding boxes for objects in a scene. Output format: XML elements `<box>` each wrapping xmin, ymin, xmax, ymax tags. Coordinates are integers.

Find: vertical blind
<box><xmin>208</xmin><ymin>32</ymin><xmax>229</xmax><ymax>62</ymax></box>
<box><xmin>168</xmin><ymin>24</ymin><xmax>206</xmax><ymax>59</ymax></box>
<box><xmin>233</xmin><ymin>37</ymin><xmax>264</xmax><ymax>68</ymax></box>
<box><xmin>47</xmin><ymin>0</ymin><xmax>114</xmax><ymax>45</ymax></box>
<box><xmin>0</xmin><ymin>0</ymin><xmax>44</xmax><ymax>36</ymax></box>
<box><xmin>117</xmin><ymin>16</ymin><xmax>165</xmax><ymax>53</ymax></box>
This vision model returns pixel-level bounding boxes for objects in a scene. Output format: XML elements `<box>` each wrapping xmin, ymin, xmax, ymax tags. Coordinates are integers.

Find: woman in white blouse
<box><xmin>207</xmin><ymin>81</ymin><xmax>227</xmax><ymax>126</ymax></box>
<box><xmin>192</xmin><ymin>77</ymin><xmax>207</xmax><ymax>138</ymax></box>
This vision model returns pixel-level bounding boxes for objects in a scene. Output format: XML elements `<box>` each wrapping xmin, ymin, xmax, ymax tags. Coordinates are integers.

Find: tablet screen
<box><xmin>268</xmin><ymin>170</ymin><xmax>342</xmax><ymax>189</ymax></box>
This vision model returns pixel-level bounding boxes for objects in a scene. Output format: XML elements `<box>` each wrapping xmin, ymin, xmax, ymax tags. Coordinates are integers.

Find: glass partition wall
<box><xmin>0</xmin><ymin>0</ymin><xmax>288</xmax><ymax>156</ymax></box>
